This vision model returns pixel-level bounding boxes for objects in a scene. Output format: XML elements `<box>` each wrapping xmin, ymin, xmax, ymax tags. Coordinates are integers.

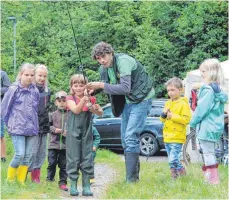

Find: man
<box><xmin>86</xmin><ymin>41</ymin><xmax>155</xmax><ymax>182</ymax></box>
<box><xmin>0</xmin><ymin>70</ymin><xmax>11</xmax><ymax>162</ymax></box>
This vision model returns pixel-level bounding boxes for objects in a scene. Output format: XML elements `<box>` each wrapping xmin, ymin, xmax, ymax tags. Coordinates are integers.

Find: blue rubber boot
<box><xmin>70</xmin><ymin>179</ymin><xmax>79</xmax><ymax>196</ymax></box>
<box><xmin>82</xmin><ymin>174</ymin><xmax>93</xmax><ymax>196</ymax></box>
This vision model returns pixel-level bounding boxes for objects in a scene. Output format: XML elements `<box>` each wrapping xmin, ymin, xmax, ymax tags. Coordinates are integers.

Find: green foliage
<box><xmin>1</xmin><ymin>1</ymin><xmax>228</xmax><ymax>98</ymax></box>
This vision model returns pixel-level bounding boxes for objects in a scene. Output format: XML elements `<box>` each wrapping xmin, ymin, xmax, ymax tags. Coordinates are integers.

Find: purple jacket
<box><xmin>1</xmin><ymin>81</ymin><xmax>40</xmax><ymax>136</ymax></box>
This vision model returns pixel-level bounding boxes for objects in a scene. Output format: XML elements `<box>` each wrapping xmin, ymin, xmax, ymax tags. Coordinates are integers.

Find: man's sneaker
<box><xmin>90</xmin><ymin>178</ymin><xmax>95</xmax><ymax>184</ymax></box>
<box><xmin>59</xmin><ymin>184</ymin><xmax>68</xmax><ymax>191</ymax></box>
<box><xmin>1</xmin><ymin>157</ymin><xmax>6</xmax><ymax>163</ymax></box>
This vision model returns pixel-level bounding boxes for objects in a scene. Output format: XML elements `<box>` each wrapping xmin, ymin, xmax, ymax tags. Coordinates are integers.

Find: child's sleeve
<box><xmin>90</xmin><ymin>96</ymin><xmax>96</xmax><ymax>104</ymax></box>
<box><xmin>92</xmin><ymin>126</ymin><xmax>100</xmax><ymax>148</ymax></box>
<box><xmin>190</xmin><ymin>88</ymin><xmax>214</xmax><ymax>128</ymax></box>
<box><xmin>160</xmin><ymin>102</ymin><xmax>169</xmax><ymax>123</ymax></box>
<box><xmin>46</xmin><ymin>89</ymin><xmax>52</xmax><ymax>111</ymax></box>
<box><xmin>1</xmin><ymin>85</ymin><xmax>17</xmax><ymax>125</ymax></box>
<box><xmin>49</xmin><ymin>112</ymin><xmax>56</xmax><ymax>134</ymax></box>
<box><xmin>1</xmin><ymin>72</ymin><xmax>11</xmax><ymax>95</ymax></box>
<box><xmin>170</xmin><ymin>102</ymin><xmax>192</xmax><ymax>125</ymax></box>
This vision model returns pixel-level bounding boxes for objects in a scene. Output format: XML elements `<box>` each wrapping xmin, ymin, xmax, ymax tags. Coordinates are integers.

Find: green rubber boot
<box><xmin>82</xmin><ymin>174</ymin><xmax>93</xmax><ymax>196</ymax></box>
<box><xmin>70</xmin><ymin>179</ymin><xmax>79</xmax><ymax>196</ymax></box>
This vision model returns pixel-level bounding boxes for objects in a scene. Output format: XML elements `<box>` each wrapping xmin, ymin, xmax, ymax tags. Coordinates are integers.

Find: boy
<box><xmin>90</xmin><ymin>126</ymin><xmax>101</xmax><ymax>184</ymax></box>
<box><xmin>160</xmin><ymin>77</ymin><xmax>192</xmax><ymax>179</ymax></box>
<box><xmin>47</xmin><ymin>91</ymin><xmax>68</xmax><ymax>191</ymax></box>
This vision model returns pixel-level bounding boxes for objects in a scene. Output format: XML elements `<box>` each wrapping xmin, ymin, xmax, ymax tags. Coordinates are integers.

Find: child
<box><xmin>29</xmin><ymin>64</ymin><xmax>51</xmax><ymax>183</ymax></box>
<box><xmin>47</xmin><ymin>91</ymin><xmax>68</xmax><ymax>191</ymax></box>
<box><xmin>1</xmin><ymin>63</ymin><xmax>39</xmax><ymax>184</ymax></box>
<box><xmin>0</xmin><ymin>70</ymin><xmax>11</xmax><ymax>163</ymax></box>
<box><xmin>90</xmin><ymin>126</ymin><xmax>101</xmax><ymax>184</ymax></box>
<box><xmin>66</xmin><ymin>74</ymin><xmax>103</xmax><ymax>196</ymax></box>
<box><xmin>160</xmin><ymin>77</ymin><xmax>192</xmax><ymax>179</ymax></box>
<box><xmin>190</xmin><ymin>59</ymin><xmax>228</xmax><ymax>184</ymax></box>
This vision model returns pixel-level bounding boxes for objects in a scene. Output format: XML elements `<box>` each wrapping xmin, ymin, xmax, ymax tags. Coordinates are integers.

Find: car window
<box><xmin>95</xmin><ymin>107</ymin><xmax>114</xmax><ymax>119</ymax></box>
<box><xmin>149</xmin><ymin>101</ymin><xmax>165</xmax><ymax>117</ymax></box>
<box><xmin>149</xmin><ymin>106</ymin><xmax>163</xmax><ymax>117</ymax></box>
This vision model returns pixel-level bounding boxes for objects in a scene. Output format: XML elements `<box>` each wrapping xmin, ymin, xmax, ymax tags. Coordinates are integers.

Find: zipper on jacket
<box><xmin>60</xmin><ymin>110</ymin><xmax>64</xmax><ymax>150</ymax></box>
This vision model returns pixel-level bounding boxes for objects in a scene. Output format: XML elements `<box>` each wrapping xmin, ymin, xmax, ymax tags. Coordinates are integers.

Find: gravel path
<box><xmin>59</xmin><ymin>151</ymin><xmax>167</xmax><ymax>199</ymax></box>
<box><xmin>59</xmin><ymin>164</ymin><xmax>116</xmax><ymax>199</ymax></box>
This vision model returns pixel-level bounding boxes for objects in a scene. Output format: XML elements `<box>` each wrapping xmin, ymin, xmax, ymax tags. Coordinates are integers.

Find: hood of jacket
<box><xmin>202</xmin><ymin>84</ymin><xmax>228</xmax><ymax>104</ymax></box>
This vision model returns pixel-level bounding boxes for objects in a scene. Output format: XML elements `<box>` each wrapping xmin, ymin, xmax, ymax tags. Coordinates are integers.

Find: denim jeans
<box><xmin>121</xmin><ymin>99</ymin><xmax>152</xmax><ymax>153</ymax></box>
<box><xmin>10</xmin><ymin>135</ymin><xmax>37</xmax><ymax>168</ymax></box>
<box><xmin>1</xmin><ymin>118</ymin><xmax>4</xmax><ymax>138</ymax></box>
<box><xmin>165</xmin><ymin>143</ymin><xmax>183</xmax><ymax>170</ymax></box>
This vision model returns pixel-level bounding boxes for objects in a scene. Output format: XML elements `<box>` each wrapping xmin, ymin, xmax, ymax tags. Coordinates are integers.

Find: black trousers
<box><xmin>47</xmin><ymin>149</ymin><xmax>67</xmax><ymax>185</ymax></box>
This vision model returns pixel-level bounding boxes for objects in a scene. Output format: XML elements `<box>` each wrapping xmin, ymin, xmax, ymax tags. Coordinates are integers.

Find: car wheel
<box><xmin>140</xmin><ymin>133</ymin><xmax>159</xmax><ymax>156</ymax></box>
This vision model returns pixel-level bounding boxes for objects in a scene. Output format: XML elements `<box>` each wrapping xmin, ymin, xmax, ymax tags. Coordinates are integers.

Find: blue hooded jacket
<box><xmin>190</xmin><ymin>83</ymin><xmax>228</xmax><ymax>142</ymax></box>
<box><xmin>1</xmin><ymin>81</ymin><xmax>40</xmax><ymax>136</ymax></box>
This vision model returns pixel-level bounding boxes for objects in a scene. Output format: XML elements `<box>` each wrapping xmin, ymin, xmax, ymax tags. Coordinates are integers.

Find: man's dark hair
<box><xmin>91</xmin><ymin>41</ymin><xmax>114</xmax><ymax>60</ymax></box>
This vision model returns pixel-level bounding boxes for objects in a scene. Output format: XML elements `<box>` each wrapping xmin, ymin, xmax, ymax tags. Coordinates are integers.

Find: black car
<box><xmin>93</xmin><ymin>99</ymin><xmax>166</xmax><ymax>156</ymax></box>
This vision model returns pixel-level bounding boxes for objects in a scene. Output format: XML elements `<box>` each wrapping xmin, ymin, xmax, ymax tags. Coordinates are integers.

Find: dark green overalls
<box><xmin>66</xmin><ymin>108</ymin><xmax>94</xmax><ymax>196</ymax></box>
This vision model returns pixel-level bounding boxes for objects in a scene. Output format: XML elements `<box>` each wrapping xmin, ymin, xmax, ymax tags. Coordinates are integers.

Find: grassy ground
<box><xmin>105</xmin><ymin>161</ymin><xmax>228</xmax><ymax>199</ymax></box>
<box><xmin>1</xmin><ymin>134</ymin><xmax>228</xmax><ymax>199</ymax></box>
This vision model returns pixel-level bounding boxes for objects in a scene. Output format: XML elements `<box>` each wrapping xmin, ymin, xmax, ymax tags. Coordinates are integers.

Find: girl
<box><xmin>66</xmin><ymin>74</ymin><xmax>103</xmax><ymax>196</ymax></box>
<box><xmin>1</xmin><ymin>63</ymin><xmax>39</xmax><ymax>184</ymax></box>
<box><xmin>190</xmin><ymin>58</ymin><xmax>228</xmax><ymax>184</ymax></box>
<box><xmin>29</xmin><ymin>64</ymin><xmax>51</xmax><ymax>183</ymax></box>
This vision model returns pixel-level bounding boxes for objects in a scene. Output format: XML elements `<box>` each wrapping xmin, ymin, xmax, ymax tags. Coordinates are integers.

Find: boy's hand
<box><xmin>93</xmin><ymin>146</ymin><xmax>97</xmax><ymax>152</ymax></box>
<box><xmin>164</xmin><ymin>108</ymin><xmax>170</xmax><ymax>114</ymax></box>
<box><xmin>55</xmin><ymin>128</ymin><xmax>62</xmax><ymax>134</ymax></box>
<box><xmin>167</xmin><ymin>110</ymin><xmax>172</xmax><ymax>119</ymax></box>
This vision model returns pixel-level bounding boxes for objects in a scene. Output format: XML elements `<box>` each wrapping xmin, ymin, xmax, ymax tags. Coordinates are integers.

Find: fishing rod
<box><xmin>65</xmin><ymin>2</ymin><xmax>86</xmax><ymax>78</ymax></box>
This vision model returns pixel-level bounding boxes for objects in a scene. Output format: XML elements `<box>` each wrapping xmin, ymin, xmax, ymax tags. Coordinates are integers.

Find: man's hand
<box><xmin>86</xmin><ymin>82</ymin><xmax>104</xmax><ymax>90</ymax></box>
<box><xmin>93</xmin><ymin>146</ymin><xmax>97</xmax><ymax>152</ymax></box>
<box><xmin>93</xmin><ymin>104</ymin><xmax>100</xmax><ymax>110</ymax></box>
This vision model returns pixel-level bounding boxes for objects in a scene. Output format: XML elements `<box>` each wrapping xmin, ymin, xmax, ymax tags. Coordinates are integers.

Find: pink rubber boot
<box><xmin>31</xmin><ymin>169</ymin><xmax>40</xmax><ymax>183</ymax></box>
<box><xmin>202</xmin><ymin>165</ymin><xmax>207</xmax><ymax>177</ymax></box>
<box><xmin>31</xmin><ymin>170</ymin><xmax>37</xmax><ymax>182</ymax></box>
<box><xmin>206</xmin><ymin>164</ymin><xmax>220</xmax><ymax>185</ymax></box>
<box><xmin>35</xmin><ymin>169</ymin><xmax>41</xmax><ymax>183</ymax></box>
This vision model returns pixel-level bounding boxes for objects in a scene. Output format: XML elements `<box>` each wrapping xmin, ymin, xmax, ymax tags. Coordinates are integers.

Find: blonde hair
<box><xmin>69</xmin><ymin>74</ymin><xmax>88</xmax><ymax>95</ymax></box>
<box><xmin>165</xmin><ymin>77</ymin><xmax>183</xmax><ymax>89</ymax></box>
<box><xmin>16</xmin><ymin>63</ymin><xmax>35</xmax><ymax>82</ymax></box>
<box><xmin>35</xmin><ymin>64</ymin><xmax>49</xmax><ymax>92</ymax></box>
<box><xmin>199</xmin><ymin>58</ymin><xmax>224</xmax><ymax>85</ymax></box>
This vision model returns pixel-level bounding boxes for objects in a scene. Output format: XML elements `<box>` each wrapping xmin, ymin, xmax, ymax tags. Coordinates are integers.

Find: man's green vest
<box><xmin>100</xmin><ymin>53</ymin><xmax>153</xmax><ymax>102</ymax></box>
